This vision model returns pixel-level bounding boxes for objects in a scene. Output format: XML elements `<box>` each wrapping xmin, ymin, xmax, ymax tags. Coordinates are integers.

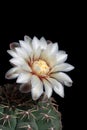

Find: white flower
<box><xmin>5</xmin><ymin>36</ymin><xmax>74</xmax><ymax>100</ymax></box>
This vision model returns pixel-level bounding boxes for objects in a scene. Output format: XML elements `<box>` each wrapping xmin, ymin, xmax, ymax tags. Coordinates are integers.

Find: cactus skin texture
<box><xmin>0</xmin><ymin>84</ymin><xmax>62</xmax><ymax>130</ymax></box>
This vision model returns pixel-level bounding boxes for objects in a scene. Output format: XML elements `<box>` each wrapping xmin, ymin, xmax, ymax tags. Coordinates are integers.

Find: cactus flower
<box><xmin>5</xmin><ymin>36</ymin><xmax>74</xmax><ymax>100</ymax></box>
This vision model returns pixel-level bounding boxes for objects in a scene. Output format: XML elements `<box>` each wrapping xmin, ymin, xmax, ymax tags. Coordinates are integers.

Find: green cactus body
<box><xmin>0</xmin><ymin>84</ymin><xmax>62</xmax><ymax>130</ymax></box>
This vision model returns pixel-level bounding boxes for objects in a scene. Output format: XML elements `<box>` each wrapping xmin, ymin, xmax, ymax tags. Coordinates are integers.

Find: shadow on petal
<box><xmin>19</xmin><ymin>83</ymin><xmax>31</xmax><ymax>93</ymax></box>
<box><xmin>10</xmin><ymin>42</ymin><xmax>20</xmax><ymax>50</ymax></box>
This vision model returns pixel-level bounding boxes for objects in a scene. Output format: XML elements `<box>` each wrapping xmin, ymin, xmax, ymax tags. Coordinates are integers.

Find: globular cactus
<box><xmin>0</xmin><ymin>84</ymin><xmax>62</xmax><ymax>130</ymax></box>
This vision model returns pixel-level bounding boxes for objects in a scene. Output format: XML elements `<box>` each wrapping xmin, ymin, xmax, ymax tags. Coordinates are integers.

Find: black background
<box><xmin>0</xmin><ymin>2</ymin><xmax>81</xmax><ymax>130</ymax></box>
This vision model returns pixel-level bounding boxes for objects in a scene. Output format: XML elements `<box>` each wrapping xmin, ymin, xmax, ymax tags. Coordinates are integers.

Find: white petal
<box><xmin>40</xmin><ymin>49</ymin><xmax>49</xmax><ymax>61</ymax></box>
<box><xmin>10</xmin><ymin>58</ymin><xmax>32</xmax><ymax>72</ymax></box>
<box><xmin>24</xmin><ymin>35</ymin><xmax>31</xmax><ymax>43</ymax></box>
<box><xmin>40</xmin><ymin>44</ymin><xmax>53</xmax><ymax>62</ymax></box>
<box><xmin>51</xmin><ymin>63</ymin><xmax>74</xmax><ymax>73</ymax></box>
<box><xmin>7</xmin><ymin>50</ymin><xmax>18</xmax><ymax>58</ymax></box>
<box><xmin>10</xmin><ymin>42</ymin><xmax>19</xmax><ymax>50</ymax></box>
<box><xmin>48</xmin><ymin>43</ymin><xmax>58</xmax><ymax>55</ymax></box>
<box><xmin>54</xmin><ymin>83</ymin><xmax>64</xmax><ymax>97</ymax></box>
<box><xmin>19</xmin><ymin>40</ymin><xmax>32</xmax><ymax>54</ymax></box>
<box><xmin>40</xmin><ymin>48</ymin><xmax>67</xmax><ymax>67</ymax></box>
<box><xmin>41</xmin><ymin>43</ymin><xmax>58</xmax><ymax>67</ymax></box>
<box><xmin>45</xmin><ymin>50</ymin><xmax>66</xmax><ymax>66</ymax></box>
<box><xmin>20</xmin><ymin>64</ymin><xmax>32</xmax><ymax>72</ymax></box>
<box><xmin>57</xmin><ymin>50</ymin><xmax>66</xmax><ymax>55</ymax></box>
<box><xmin>19</xmin><ymin>83</ymin><xmax>31</xmax><ymax>93</ymax></box>
<box><xmin>31</xmin><ymin>75</ymin><xmax>41</xmax><ymax>88</ymax></box>
<box><xmin>31</xmin><ymin>75</ymin><xmax>43</xmax><ymax>100</ymax></box>
<box><xmin>42</xmin><ymin>79</ymin><xmax>53</xmax><ymax>98</ymax></box>
<box><xmin>47</xmin><ymin>77</ymin><xmax>59</xmax><ymax>86</ymax></box>
<box><xmin>47</xmin><ymin>77</ymin><xmax>64</xmax><ymax>97</ymax></box>
<box><xmin>5</xmin><ymin>67</ymin><xmax>19</xmax><ymax>79</ymax></box>
<box><xmin>32</xmin><ymin>36</ymin><xmax>40</xmax><ymax>51</ymax></box>
<box><xmin>42</xmin><ymin>43</ymin><xmax>52</xmax><ymax>55</ymax></box>
<box><xmin>56</xmin><ymin>53</ymin><xmax>68</xmax><ymax>64</ymax></box>
<box><xmin>15</xmin><ymin>47</ymin><xmax>29</xmax><ymax>59</ymax></box>
<box><xmin>17</xmin><ymin>73</ymin><xmax>31</xmax><ymax>83</ymax></box>
<box><xmin>34</xmin><ymin>47</ymin><xmax>41</xmax><ymax>60</ymax></box>
<box><xmin>40</xmin><ymin>52</ymin><xmax>55</xmax><ymax>67</ymax></box>
<box><xmin>52</xmin><ymin>42</ymin><xmax>59</xmax><ymax>52</ymax></box>
<box><xmin>50</xmin><ymin>72</ymin><xmax>73</xmax><ymax>87</ymax></box>
<box><xmin>48</xmin><ymin>53</ymin><xmax>68</xmax><ymax>67</ymax></box>
<box><xmin>40</xmin><ymin>37</ymin><xmax>47</xmax><ymax>50</ymax></box>
<box><xmin>10</xmin><ymin>57</ymin><xmax>25</xmax><ymax>66</ymax></box>
<box><xmin>6</xmin><ymin>73</ymin><xmax>19</xmax><ymax>79</ymax></box>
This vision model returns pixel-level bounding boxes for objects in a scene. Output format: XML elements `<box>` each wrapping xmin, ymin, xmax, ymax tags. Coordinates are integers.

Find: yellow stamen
<box><xmin>32</xmin><ymin>60</ymin><xmax>50</xmax><ymax>76</ymax></box>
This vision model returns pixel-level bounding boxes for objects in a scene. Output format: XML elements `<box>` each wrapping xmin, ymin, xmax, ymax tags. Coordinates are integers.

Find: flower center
<box><xmin>32</xmin><ymin>60</ymin><xmax>50</xmax><ymax>76</ymax></box>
